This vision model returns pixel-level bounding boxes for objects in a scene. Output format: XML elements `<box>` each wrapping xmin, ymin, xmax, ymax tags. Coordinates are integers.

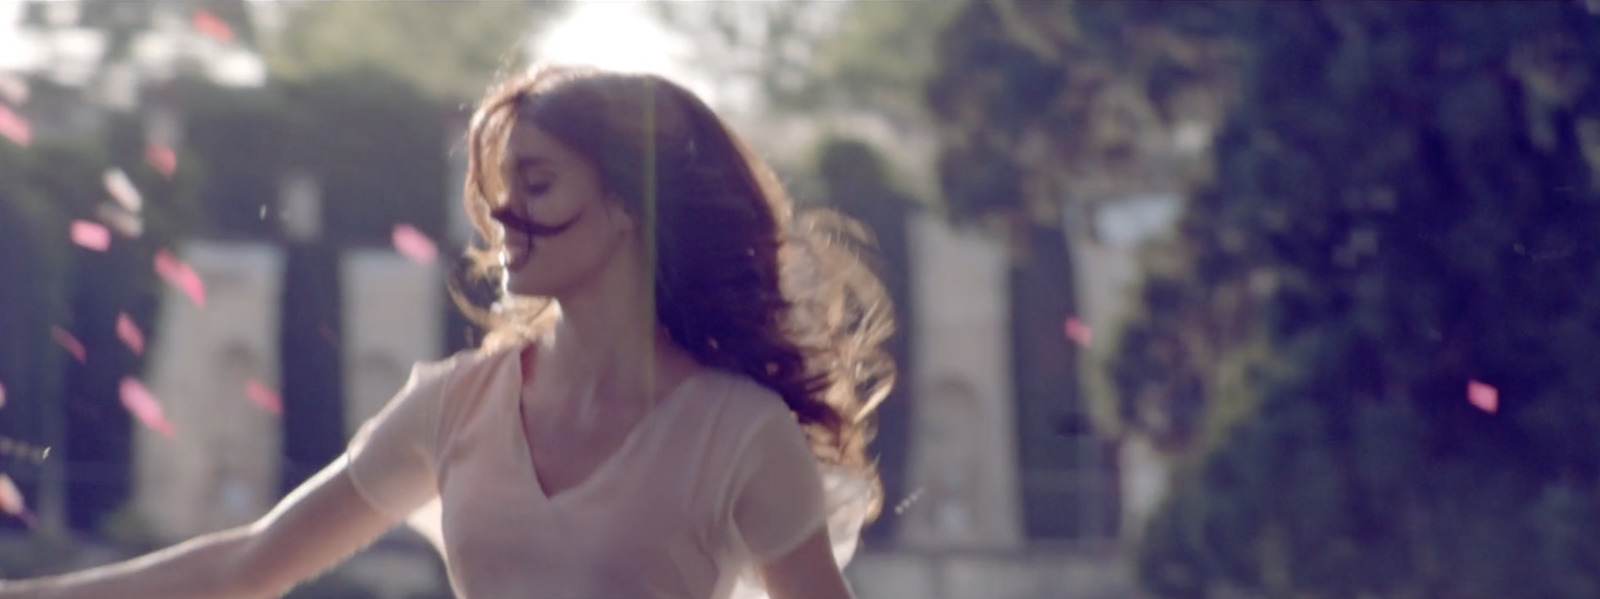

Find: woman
<box><xmin>0</xmin><ymin>64</ymin><xmax>895</xmax><ymax>599</ymax></box>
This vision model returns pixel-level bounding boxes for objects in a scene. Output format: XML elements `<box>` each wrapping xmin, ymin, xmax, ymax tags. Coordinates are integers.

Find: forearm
<box><xmin>4</xmin><ymin>526</ymin><xmax>273</xmax><ymax>599</ymax></box>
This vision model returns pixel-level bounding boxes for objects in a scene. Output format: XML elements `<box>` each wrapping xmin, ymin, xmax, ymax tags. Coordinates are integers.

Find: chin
<box><xmin>500</xmin><ymin>252</ymin><xmax>547</xmax><ymax>296</ymax></box>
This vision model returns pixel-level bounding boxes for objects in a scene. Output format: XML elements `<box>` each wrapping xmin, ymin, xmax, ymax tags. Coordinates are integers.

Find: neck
<box><xmin>543</xmin><ymin>246</ymin><xmax>684</xmax><ymax>404</ymax></box>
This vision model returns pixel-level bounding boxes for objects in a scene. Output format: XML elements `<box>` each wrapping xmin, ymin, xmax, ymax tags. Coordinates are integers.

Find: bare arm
<box><xmin>0</xmin><ymin>458</ymin><xmax>397</xmax><ymax>599</ymax></box>
<box><xmin>759</xmin><ymin>527</ymin><xmax>857</xmax><ymax>599</ymax></box>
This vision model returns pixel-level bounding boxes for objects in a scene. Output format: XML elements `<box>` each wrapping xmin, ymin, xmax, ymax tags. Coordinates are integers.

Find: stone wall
<box><xmin>339</xmin><ymin>249</ymin><xmax>445</xmax><ymax>436</ymax></box>
<box><xmin>898</xmin><ymin>214</ymin><xmax>1024</xmax><ymax>550</ymax></box>
<box><xmin>135</xmin><ymin>241</ymin><xmax>284</xmax><ymax>540</ymax></box>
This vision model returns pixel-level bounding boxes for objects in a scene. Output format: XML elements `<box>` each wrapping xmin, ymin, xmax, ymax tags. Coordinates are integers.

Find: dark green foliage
<box><xmin>264</xmin><ymin>1</ymin><xmax>560</xmax><ymax>103</ymax></box>
<box><xmin>1117</xmin><ymin>2</ymin><xmax>1600</xmax><ymax>597</ymax></box>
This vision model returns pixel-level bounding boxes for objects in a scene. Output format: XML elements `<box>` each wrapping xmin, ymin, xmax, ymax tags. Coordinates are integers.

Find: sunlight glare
<box><xmin>537</xmin><ymin>2</ymin><xmax>681</xmax><ymax>75</ymax></box>
<box><xmin>534</xmin><ymin>2</ymin><xmax>715</xmax><ymax>102</ymax></box>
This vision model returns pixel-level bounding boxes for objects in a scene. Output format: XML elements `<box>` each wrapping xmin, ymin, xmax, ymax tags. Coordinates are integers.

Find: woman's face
<box><xmin>493</xmin><ymin>120</ymin><xmax>636</xmax><ymax>297</ymax></box>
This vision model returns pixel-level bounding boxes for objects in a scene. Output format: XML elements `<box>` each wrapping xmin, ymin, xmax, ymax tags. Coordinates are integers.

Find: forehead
<box><xmin>499</xmin><ymin>120</ymin><xmax>582</xmax><ymax>170</ymax></box>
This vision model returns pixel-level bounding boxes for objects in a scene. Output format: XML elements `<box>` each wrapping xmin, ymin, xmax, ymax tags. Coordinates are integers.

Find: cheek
<box><xmin>523</xmin><ymin>212</ymin><xmax>624</xmax><ymax>272</ymax></box>
<box><xmin>528</xmin><ymin>180</ymin><xmax>605</xmax><ymax>225</ymax></box>
<box><xmin>566</xmin><ymin>214</ymin><xmax>629</xmax><ymax>260</ymax></box>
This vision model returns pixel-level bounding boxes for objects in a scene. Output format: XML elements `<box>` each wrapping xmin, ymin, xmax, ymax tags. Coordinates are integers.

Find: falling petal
<box><xmin>71</xmin><ymin>220</ymin><xmax>111</xmax><ymax>251</ymax></box>
<box><xmin>245</xmin><ymin>379</ymin><xmax>282</xmax><ymax>416</ymax></box>
<box><xmin>1064</xmin><ymin>316</ymin><xmax>1094</xmax><ymax>347</ymax></box>
<box><xmin>119</xmin><ymin>378</ymin><xmax>176</xmax><ymax>438</ymax></box>
<box><xmin>103</xmin><ymin>168</ymin><xmax>143</xmax><ymax>213</ymax></box>
<box><xmin>1468</xmin><ymin>380</ymin><xmax>1499</xmax><ymax>413</ymax></box>
<box><xmin>145</xmin><ymin>142</ymin><xmax>177</xmax><ymax>178</ymax></box>
<box><xmin>51</xmin><ymin>327</ymin><xmax>86</xmax><ymax>363</ymax></box>
<box><xmin>0</xmin><ymin>73</ymin><xmax>27</xmax><ymax>105</ymax></box>
<box><xmin>0</xmin><ymin>104</ymin><xmax>31</xmax><ymax>147</ymax></box>
<box><xmin>392</xmin><ymin>224</ymin><xmax>438</xmax><ymax>265</ymax></box>
<box><xmin>96</xmin><ymin>203</ymin><xmax>145</xmax><ymax>237</ymax></box>
<box><xmin>192</xmin><ymin>9</ymin><xmax>235</xmax><ymax>43</ymax></box>
<box><xmin>154</xmin><ymin>249</ymin><xmax>207</xmax><ymax>307</ymax></box>
<box><xmin>0</xmin><ymin>474</ymin><xmax>26</xmax><ymax>516</ymax></box>
<box><xmin>117</xmin><ymin>312</ymin><xmax>145</xmax><ymax>356</ymax></box>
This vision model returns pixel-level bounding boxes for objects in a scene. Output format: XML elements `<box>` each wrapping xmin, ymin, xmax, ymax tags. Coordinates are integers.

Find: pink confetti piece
<box><xmin>103</xmin><ymin>168</ymin><xmax>143</xmax><ymax>213</ymax></box>
<box><xmin>1468</xmin><ymin>380</ymin><xmax>1498</xmax><ymax>413</ymax></box>
<box><xmin>0</xmin><ymin>474</ymin><xmax>24</xmax><ymax>514</ymax></box>
<box><xmin>0</xmin><ymin>474</ymin><xmax>32</xmax><ymax>526</ymax></box>
<box><xmin>145</xmin><ymin>142</ymin><xmax>177</xmax><ymax>178</ymax></box>
<box><xmin>96</xmin><ymin>203</ymin><xmax>145</xmax><ymax>238</ymax></box>
<box><xmin>116</xmin><ymin>312</ymin><xmax>145</xmax><ymax>356</ymax></box>
<box><xmin>119</xmin><ymin>377</ymin><xmax>175</xmax><ymax>438</ymax></box>
<box><xmin>0</xmin><ymin>73</ymin><xmax>27</xmax><ymax>105</ymax></box>
<box><xmin>392</xmin><ymin>224</ymin><xmax>438</xmax><ymax>264</ymax></box>
<box><xmin>0</xmin><ymin>380</ymin><xmax>6</xmax><ymax>409</ymax></box>
<box><xmin>245</xmin><ymin>379</ymin><xmax>283</xmax><ymax>416</ymax></box>
<box><xmin>1064</xmin><ymin>316</ymin><xmax>1093</xmax><ymax>347</ymax></box>
<box><xmin>192</xmin><ymin>10</ymin><xmax>235</xmax><ymax>43</ymax></box>
<box><xmin>51</xmin><ymin>327</ymin><xmax>86</xmax><ymax>363</ymax></box>
<box><xmin>0</xmin><ymin>104</ymin><xmax>30</xmax><ymax>147</ymax></box>
<box><xmin>154</xmin><ymin>249</ymin><xmax>206</xmax><ymax>307</ymax></box>
<box><xmin>70</xmin><ymin>220</ymin><xmax>111</xmax><ymax>251</ymax></box>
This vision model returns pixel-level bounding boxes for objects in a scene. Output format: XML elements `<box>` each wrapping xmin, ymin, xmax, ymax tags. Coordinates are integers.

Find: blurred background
<box><xmin>1</xmin><ymin>1</ymin><xmax>1599</xmax><ymax>598</ymax></box>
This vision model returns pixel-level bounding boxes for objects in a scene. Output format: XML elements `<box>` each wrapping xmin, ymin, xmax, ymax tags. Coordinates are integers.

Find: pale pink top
<box><xmin>342</xmin><ymin>345</ymin><xmax>870</xmax><ymax>599</ymax></box>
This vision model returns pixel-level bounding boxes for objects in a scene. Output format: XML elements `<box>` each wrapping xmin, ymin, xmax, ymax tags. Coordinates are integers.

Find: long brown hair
<box><xmin>454</xmin><ymin>64</ymin><xmax>895</xmax><ymax>518</ymax></box>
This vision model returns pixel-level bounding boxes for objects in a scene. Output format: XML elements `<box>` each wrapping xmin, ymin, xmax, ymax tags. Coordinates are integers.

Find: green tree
<box><xmin>263</xmin><ymin>0</ymin><xmax>568</xmax><ymax>103</ymax></box>
<box><xmin>652</xmin><ymin>0</ymin><xmax>962</xmax><ymax>193</ymax></box>
<box><xmin>655</xmin><ymin>1</ymin><xmax>960</xmax><ymax>124</ymax></box>
<box><xmin>1117</xmin><ymin>2</ymin><xmax>1600</xmax><ymax>597</ymax></box>
<box><xmin>924</xmin><ymin>0</ymin><xmax>1244</xmax><ymax>229</ymax></box>
<box><xmin>919</xmin><ymin>0</ymin><xmax>1250</xmax><ymax>542</ymax></box>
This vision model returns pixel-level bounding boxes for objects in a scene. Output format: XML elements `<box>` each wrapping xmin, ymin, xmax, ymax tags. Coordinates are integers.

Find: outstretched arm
<box><xmin>0</xmin><ymin>458</ymin><xmax>394</xmax><ymax>599</ymax></box>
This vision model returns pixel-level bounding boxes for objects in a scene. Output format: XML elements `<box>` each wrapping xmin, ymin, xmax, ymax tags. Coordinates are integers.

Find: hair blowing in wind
<box><xmin>452</xmin><ymin>64</ymin><xmax>898</xmax><ymax>520</ymax></box>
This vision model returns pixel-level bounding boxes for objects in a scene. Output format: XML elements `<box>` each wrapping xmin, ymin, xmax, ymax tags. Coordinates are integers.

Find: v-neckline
<box><xmin>507</xmin><ymin>343</ymin><xmax>702</xmax><ymax>504</ymax></box>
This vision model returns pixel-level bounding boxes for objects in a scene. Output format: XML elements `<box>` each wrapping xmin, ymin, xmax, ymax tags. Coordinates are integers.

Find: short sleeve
<box><xmin>344</xmin><ymin>358</ymin><xmax>453</xmax><ymax>522</ymax></box>
<box><xmin>728</xmin><ymin>407</ymin><xmax>829</xmax><ymax>562</ymax></box>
